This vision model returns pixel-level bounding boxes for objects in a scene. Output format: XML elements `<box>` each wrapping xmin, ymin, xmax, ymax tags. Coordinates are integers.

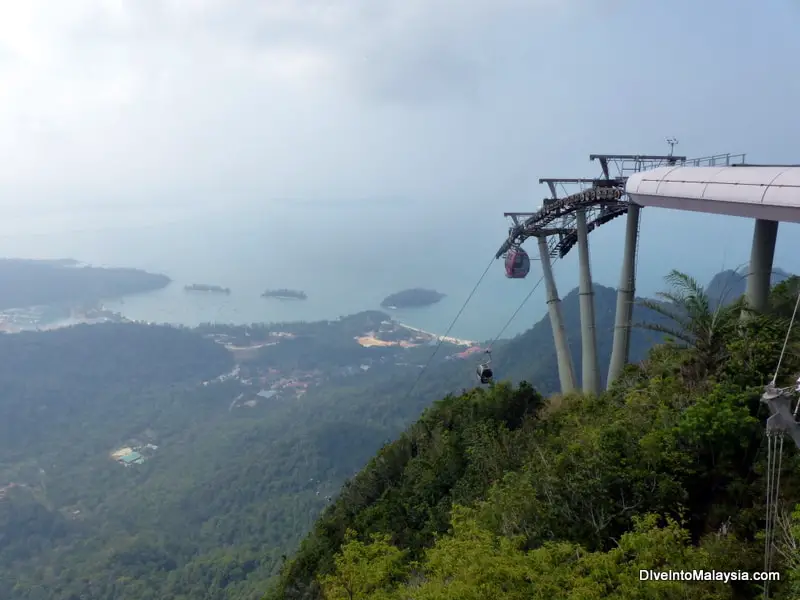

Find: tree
<box><xmin>329</xmin><ymin>508</ymin><xmax>736</xmax><ymax>600</ymax></box>
<box><xmin>318</xmin><ymin>530</ymin><xmax>407</xmax><ymax>600</ymax></box>
<box><xmin>639</xmin><ymin>270</ymin><xmax>743</xmax><ymax>378</ymax></box>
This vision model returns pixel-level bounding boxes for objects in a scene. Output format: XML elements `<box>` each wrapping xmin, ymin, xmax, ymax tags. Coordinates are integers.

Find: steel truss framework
<box><xmin>495</xmin><ymin>152</ymin><xmax>746</xmax><ymax>260</ymax></box>
<box><xmin>494</xmin><ymin>147</ymin><xmax>747</xmax><ymax>398</ymax></box>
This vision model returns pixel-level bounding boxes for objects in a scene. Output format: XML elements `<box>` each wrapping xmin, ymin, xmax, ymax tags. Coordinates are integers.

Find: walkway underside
<box><xmin>627</xmin><ymin>165</ymin><xmax>799</xmax><ymax>313</ymax></box>
<box><xmin>626</xmin><ymin>166</ymin><xmax>800</xmax><ymax>223</ymax></box>
<box><xmin>495</xmin><ymin>155</ymin><xmax>792</xmax><ymax>396</ymax></box>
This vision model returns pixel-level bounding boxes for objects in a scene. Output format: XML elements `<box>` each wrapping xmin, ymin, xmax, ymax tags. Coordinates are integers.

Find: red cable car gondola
<box><xmin>504</xmin><ymin>247</ymin><xmax>530</xmax><ymax>279</ymax></box>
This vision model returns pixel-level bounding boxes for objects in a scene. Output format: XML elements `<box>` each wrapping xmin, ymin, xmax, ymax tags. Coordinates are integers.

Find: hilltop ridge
<box><xmin>267</xmin><ymin>272</ymin><xmax>800</xmax><ymax>600</ymax></box>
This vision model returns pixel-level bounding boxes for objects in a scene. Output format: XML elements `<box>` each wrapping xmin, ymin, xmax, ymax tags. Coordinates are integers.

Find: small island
<box><xmin>380</xmin><ymin>288</ymin><xmax>446</xmax><ymax>309</ymax></box>
<box><xmin>185</xmin><ymin>284</ymin><xmax>231</xmax><ymax>294</ymax></box>
<box><xmin>262</xmin><ymin>289</ymin><xmax>307</xmax><ymax>300</ymax></box>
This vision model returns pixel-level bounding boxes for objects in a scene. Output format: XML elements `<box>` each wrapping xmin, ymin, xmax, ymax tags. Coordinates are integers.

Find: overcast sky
<box><xmin>2</xmin><ymin>0</ymin><xmax>798</xmax><ymax>204</ymax></box>
<box><xmin>0</xmin><ymin>0</ymin><xmax>799</xmax><ymax>290</ymax></box>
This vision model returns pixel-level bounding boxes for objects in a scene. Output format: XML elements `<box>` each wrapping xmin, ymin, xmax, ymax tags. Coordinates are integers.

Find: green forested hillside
<box><xmin>1</xmin><ymin>270</ymin><xmax>793</xmax><ymax>599</ymax></box>
<box><xmin>0</xmin><ymin>323</ymin><xmax>233</xmax><ymax>453</ymax></box>
<box><xmin>0</xmin><ymin>314</ymin><xmax>482</xmax><ymax>599</ymax></box>
<box><xmin>268</xmin><ymin>273</ymin><xmax>800</xmax><ymax>600</ymax></box>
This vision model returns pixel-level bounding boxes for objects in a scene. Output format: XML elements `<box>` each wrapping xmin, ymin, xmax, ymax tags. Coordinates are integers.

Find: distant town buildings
<box><xmin>120</xmin><ymin>452</ymin><xmax>143</xmax><ymax>466</ymax></box>
<box><xmin>111</xmin><ymin>444</ymin><xmax>157</xmax><ymax>467</ymax></box>
<box><xmin>197</xmin><ymin>320</ymin><xmax>478</xmax><ymax>411</ymax></box>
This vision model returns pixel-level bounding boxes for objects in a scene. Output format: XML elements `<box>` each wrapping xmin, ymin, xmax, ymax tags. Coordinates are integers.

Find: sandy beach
<box><xmin>396</xmin><ymin>322</ymin><xmax>476</xmax><ymax>347</ymax></box>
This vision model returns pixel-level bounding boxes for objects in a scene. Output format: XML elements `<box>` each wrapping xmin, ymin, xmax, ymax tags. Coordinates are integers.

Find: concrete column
<box><xmin>576</xmin><ymin>209</ymin><xmax>600</xmax><ymax>396</ymax></box>
<box><xmin>537</xmin><ymin>235</ymin><xmax>577</xmax><ymax>394</ymax></box>
<box><xmin>743</xmin><ymin>218</ymin><xmax>779</xmax><ymax>315</ymax></box>
<box><xmin>607</xmin><ymin>203</ymin><xmax>641</xmax><ymax>387</ymax></box>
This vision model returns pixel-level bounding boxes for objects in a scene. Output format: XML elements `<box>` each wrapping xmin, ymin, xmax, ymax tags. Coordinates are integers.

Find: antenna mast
<box><xmin>666</xmin><ymin>137</ymin><xmax>679</xmax><ymax>157</ymax></box>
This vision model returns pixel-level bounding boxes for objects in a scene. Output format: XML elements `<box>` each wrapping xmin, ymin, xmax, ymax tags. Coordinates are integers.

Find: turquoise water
<box><xmin>0</xmin><ymin>203</ymin><xmax>559</xmax><ymax>342</ymax></box>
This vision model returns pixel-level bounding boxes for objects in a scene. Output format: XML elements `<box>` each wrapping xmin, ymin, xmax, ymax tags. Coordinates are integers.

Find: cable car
<box><xmin>504</xmin><ymin>247</ymin><xmax>530</xmax><ymax>279</ymax></box>
<box><xmin>476</xmin><ymin>350</ymin><xmax>494</xmax><ymax>385</ymax></box>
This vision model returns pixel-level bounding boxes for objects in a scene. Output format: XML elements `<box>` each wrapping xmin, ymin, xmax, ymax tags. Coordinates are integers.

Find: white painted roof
<box><xmin>625</xmin><ymin>166</ymin><xmax>800</xmax><ymax>223</ymax></box>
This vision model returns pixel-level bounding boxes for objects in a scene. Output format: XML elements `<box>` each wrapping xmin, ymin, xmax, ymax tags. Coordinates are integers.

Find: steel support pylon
<box><xmin>744</xmin><ymin>218</ymin><xmax>779</xmax><ymax>317</ymax></box>
<box><xmin>576</xmin><ymin>209</ymin><xmax>600</xmax><ymax>395</ymax></box>
<box><xmin>538</xmin><ymin>236</ymin><xmax>577</xmax><ymax>394</ymax></box>
<box><xmin>607</xmin><ymin>203</ymin><xmax>641</xmax><ymax>387</ymax></box>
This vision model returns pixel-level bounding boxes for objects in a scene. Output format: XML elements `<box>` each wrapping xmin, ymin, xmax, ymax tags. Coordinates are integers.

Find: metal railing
<box><xmin>678</xmin><ymin>153</ymin><xmax>747</xmax><ymax>167</ymax></box>
<box><xmin>614</xmin><ymin>153</ymin><xmax>747</xmax><ymax>178</ymax></box>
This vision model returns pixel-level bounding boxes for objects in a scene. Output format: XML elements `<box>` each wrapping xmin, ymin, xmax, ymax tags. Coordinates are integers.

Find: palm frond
<box><xmin>635</xmin><ymin>321</ymin><xmax>694</xmax><ymax>345</ymax></box>
<box><xmin>639</xmin><ymin>299</ymin><xmax>691</xmax><ymax>332</ymax></box>
<box><xmin>665</xmin><ymin>270</ymin><xmax>705</xmax><ymax>299</ymax></box>
<box><xmin>654</xmin><ymin>291</ymin><xmax>688</xmax><ymax>306</ymax></box>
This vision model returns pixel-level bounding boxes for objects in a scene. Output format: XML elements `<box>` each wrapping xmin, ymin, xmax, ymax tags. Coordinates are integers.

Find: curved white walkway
<box><xmin>625</xmin><ymin>166</ymin><xmax>800</xmax><ymax>223</ymax></box>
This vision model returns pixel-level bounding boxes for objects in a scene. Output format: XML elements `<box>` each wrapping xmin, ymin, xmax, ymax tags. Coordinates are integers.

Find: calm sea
<box><xmin>0</xmin><ymin>202</ymin><xmax>565</xmax><ymax>343</ymax></box>
<box><xmin>3</xmin><ymin>200</ymin><xmax>793</xmax><ymax>342</ymax></box>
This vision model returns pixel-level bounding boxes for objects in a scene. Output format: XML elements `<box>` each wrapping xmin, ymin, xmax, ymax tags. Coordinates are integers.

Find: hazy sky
<box><xmin>0</xmin><ymin>0</ymin><xmax>799</xmax><ymax>293</ymax></box>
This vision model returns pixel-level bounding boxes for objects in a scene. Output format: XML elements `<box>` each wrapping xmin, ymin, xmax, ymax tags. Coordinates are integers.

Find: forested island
<box><xmin>262</xmin><ymin>288</ymin><xmax>307</xmax><ymax>300</ymax></box>
<box><xmin>0</xmin><ymin>258</ymin><xmax>170</xmax><ymax>310</ymax></box>
<box><xmin>381</xmin><ymin>287</ymin><xmax>445</xmax><ymax>308</ymax></box>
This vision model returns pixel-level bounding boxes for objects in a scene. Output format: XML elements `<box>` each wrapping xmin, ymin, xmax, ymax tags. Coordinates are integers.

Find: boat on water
<box><xmin>185</xmin><ymin>284</ymin><xmax>231</xmax><ymax>294</ymax></box>
<box><xmin>261</xmin><ymin>288</ymin><xmax>307</xmax><ymax>300</ymax></box>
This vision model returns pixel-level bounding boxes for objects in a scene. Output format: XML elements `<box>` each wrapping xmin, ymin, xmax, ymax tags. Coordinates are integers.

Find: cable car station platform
<box><xmin>496</xmin><ymin>150</ymin><xmax>800</xmax><ymax>397</ymax></box>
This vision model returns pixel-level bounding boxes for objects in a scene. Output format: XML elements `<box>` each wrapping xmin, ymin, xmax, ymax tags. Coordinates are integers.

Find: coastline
<box><xmin>396</xmin><ymin>322</ymin><xmax>476</xmax><ymax>347</ymax></box>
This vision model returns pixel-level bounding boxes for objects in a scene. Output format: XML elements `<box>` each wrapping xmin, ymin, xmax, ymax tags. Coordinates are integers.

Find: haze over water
<box><xmin>0</xmin><ymin>1</ymin><xmax>799</xmax><ymax>343</ymax></box>
<box><xmin>2</xmin><ymin>200</ymin><xmax>800</xmax><ymax>344</ymax></box>
<box><xmin>0</xmin><ymin>201</ymin><xmax>545</xmax><ymax>342</ymax></box>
